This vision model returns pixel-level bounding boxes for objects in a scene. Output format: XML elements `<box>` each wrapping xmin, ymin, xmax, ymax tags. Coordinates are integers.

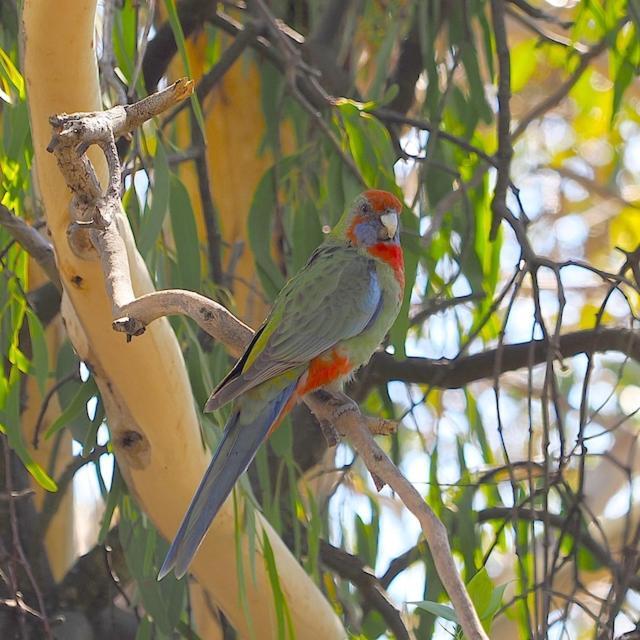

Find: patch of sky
<box><xmin>555</xmin><ymin>214</ymin><xmax>588</xmax><ymax>253</ymax></box>
<box><xmin>541</xmin><ymin>115</ymin><xmax>575</xmax><ymax>154</ymax></box>
<box><xmin>623</xmin><ymin>134</ymin><xmax>640</xmax><ymax>173</ymax></box>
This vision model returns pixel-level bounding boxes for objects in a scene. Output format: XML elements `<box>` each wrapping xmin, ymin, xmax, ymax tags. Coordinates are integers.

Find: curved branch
<box><xmin>47</xmin><ymin>80</ymin><xmax>487</xmax><ymax>640</ymax></box>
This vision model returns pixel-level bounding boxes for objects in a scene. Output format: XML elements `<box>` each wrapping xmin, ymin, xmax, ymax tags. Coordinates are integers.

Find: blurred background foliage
<box><xmin>1</xmin><ymin>0</ymin><xmax>640</xmax><ymax>638</ymax></box>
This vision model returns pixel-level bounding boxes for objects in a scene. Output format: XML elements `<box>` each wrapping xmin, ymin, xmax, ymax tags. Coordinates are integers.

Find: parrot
<box><xmin>159</xmin><ymin>189</ymin><xmax>404</xmax><ymax>580</ymax></box>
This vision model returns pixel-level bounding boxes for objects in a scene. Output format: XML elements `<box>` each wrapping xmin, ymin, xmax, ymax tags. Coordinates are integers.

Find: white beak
<box><xmin>380</xmin><ymin>212</ymin><xmax>398</xmax><ymax>239</ymax></box>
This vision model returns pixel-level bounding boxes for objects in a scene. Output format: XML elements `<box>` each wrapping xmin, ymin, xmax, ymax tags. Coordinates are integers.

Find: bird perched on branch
<box><xmin>159</xmin><ymin>189</ymin><xmax>404</xmax><ymax>580</ymax></box>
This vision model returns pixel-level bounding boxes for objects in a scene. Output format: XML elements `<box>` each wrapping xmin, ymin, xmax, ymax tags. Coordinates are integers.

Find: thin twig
<box><xmin>507</xmin><ymin>0</ymin><xmax>573</xmax><ymax>28</ymax></box>
<box><xmin>512</xmin><ymin>23</ymin><xmax>625</xmax><ymax>139</ymax></box>
<box><xmin>374</xmin><ymin>108</ymin><xmax>499</xmax><ymax>169</ymax></box>
<box><xmin>99</xmin><ymin>0</ymin><xmax>127</xmax><ymax>105</ymax></box>
<box><xmin>32</xmin><ymin>370</ymin><xmax>81</xmax><ymax>449</ymax></box>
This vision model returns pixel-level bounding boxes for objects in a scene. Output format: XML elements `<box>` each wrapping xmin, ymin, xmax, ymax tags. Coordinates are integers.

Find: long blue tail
<box><xmin>158</xmin><ymin>382</ymin><xmax>297</xmax><ymax>580</ymax></box>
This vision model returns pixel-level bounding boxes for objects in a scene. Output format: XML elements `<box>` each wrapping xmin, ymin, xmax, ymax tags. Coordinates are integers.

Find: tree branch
<box><xmin>363</xmin><ymin>327</ymin><xmax>640</xmax><ymax>388</ymax></box>
<box><xmin>47</xmin><ymin>83</ymin><xmax>486</xmax><ymax>640</ymax></box>
<box><xmin>490</xmin><ymin>0</ymin><xmax>515</xmax><ymax>240</ymax></box>
<box><xmin>142</xmin><ymin>0</ymin><xmax>217</xmax><ymax>91</ymax></box>
<box><xmin>0</xmin><ymin>205</ymin><xmax>61</xmax><ymax>291</ymax></box>
<box><xmin>506</xmin><ymin>0</ymin><xmax>573</xmax><ymax>28</ymax></box>
<box><xmin>28</xmin><ymin>0</ymin><xmax>343</xmax><ymax>633</ymax></box>
<box><xmin>318</xmin><ymin>541</ymin><xmax>410</xmax><ymax>640</ymax></box>
<box><xmin>304</xmin><ymin>391</ymin><xmax>487</xmax><ymax>639</ymax></box>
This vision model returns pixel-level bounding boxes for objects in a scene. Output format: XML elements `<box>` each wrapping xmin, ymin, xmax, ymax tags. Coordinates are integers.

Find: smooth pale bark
<box><xmin>174</xmin><ymin>30</ymin><xmax>287</xmax><ymax>326</ymax></box>
<box><xmin>21</xmin><ymin>2</ymin><xmax>344</xmax><ymax>637</ymax></box>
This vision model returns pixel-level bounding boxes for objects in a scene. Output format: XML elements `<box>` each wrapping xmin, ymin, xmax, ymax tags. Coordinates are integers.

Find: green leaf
<box><xmin>123</xmin><ymin>181</ymin><xmax>141</xmax><ymax>235</ymax></box>
<box><xmin>467</xmin><ymin>567</ymin><xmax>506</xmax><ymax>633</ymax></box>
<box><xmin>163</xmin><ymin>0</ymin><xmax>206</xmax><ymax>135</ymax></box>
<box><xmin>0</xmin><ymin>369</ymin><xmax>57</xmax><ymax>492</ymax></box>
<box><xmin>0</xmin><ymin>47</ymin><xmax>24</xmax><ymax>100</ymax></box>
<box><xmin>466</xmin><ymin>568</ymin><xmax>493</xmax><ymax>621</ymax></box>
<box><xmin>135</xmin><ymin>617</ymin><xmax>153</xmax><ymax>640</ymax></box>
<box><xmin>138</xmin><ymin>142</ymin><xmax>170</xmax><ymax>256</ymax></box>
<box><xmin>338</xmin><ymin>101</ymin><xmax>396</xmax><ymax>189</ymax></box>
<box><xmin>119</xmin><ymin>496</ymin><xmax>186</xmax><ymax>634</ymax></box>
<box><xmin>175</xmin><ymin>621</ymin><xmax>204</xmax><ymax>640</ymax></box>
<box><xmin>510</xmin><ymin>40</ymin><xmax>539</xmax><ymax>93</ymax></box>
<box><xmin>26</xmin><ymin>308</ymin><xmax>49</xmax><ymax>396</ymax></box>
<box><xmin>169</xmin><ymin>174</ymin><xmax>201</xmax><ymax>291</ymax></box>
<box><xmin>45</xmin><ymin>376</ymin><xmax>98</xmax><ymax>440</ymax></box>
<box><xmin>412</xmin><ymin>600</ymin><xmax>459</xmax><ymax>623</ymax></box>
<box><xmin>247</xmin><ymin>158</ymin><xmax>300</xmax><ymax>298</ymax></box>
<box><xmin>98</xmin><ymin>463</ymin><xmax>123</xmax><ymax>544</ymax></box>
<box><xmin>369</xmin><ymin>22</ymin><xmax>401</xmax><ymax>101</ymax></box>
<box><xmin>262</xmin><ymin>530</ymin><xmax>296</xmax><ymax>640</ymax></box>
<box><xmin>112</xmin><ymin>0</ymin><xmax>136</xmax><ymax>85</ymax></box>
<box><xmin>611</xmin><ymin>29</ymin><xmax>639</xmax><ymax>121</ymax></box>
<box><xmin>291</xmin><ymin>198</ymin><xmax>323</xmax><ymax>273</ymax></box>
<box><xmin>630</xmin><ymin>0</ymin><xmax>640</xmax><ymax>35</ymax></box>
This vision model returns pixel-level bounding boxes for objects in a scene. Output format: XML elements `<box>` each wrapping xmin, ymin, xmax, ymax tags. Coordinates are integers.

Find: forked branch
<box><xmin>48</xmin><ymin>79</ymin><xmax>487</xmax><ymax>640</ymax></box>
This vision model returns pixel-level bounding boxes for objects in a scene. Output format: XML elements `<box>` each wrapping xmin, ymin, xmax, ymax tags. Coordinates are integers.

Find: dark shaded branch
<box><xmin>507</xmin><ymin>0</ymin><xmax>573</xmax><ymax>28</ymax></box>
<box><xmin>380</xmin><ymin>542</ymin><xmax>427</xmax><ymax>591</ymax></box>
<box><xmin>308</xmin><ymin>0</ymin><xmax>352</xmax><ymax>49</ymax></box>
<box><xmin>163</xmin><ymin>20</ymin><xmax>257</xmax><ymax>127</ymax></box>
<box><xmin>387</xmin><ymin>21</ymin><xmax>423</xmax><ymax>116</ymax></box>
<box><xmin>0</xmin><ymin>205</ymin><xmax>61</xmax><ymax>291</ymax></box>
<box><xmin>142</xmin><ymin>0</ymin><xmax>217</xmax><ymax>91</ymax></box>
<box><xmin>0</xmin><ymin>442</ymin><xmax>54</xmax><ymax>638</ymax></box>
<box><xmin>190</xmin><ymin>113</ymin><xmax>224</xmax><ymax>285</ymax></box>
<box><xmin>477</xmin><ymin>507</ymin><xmax>640</xmax><ymax>590</ymax></box>
<box><xmin>363</xmin><ymin>327</ymin><xmax>640</xmax><ymax>388</ymax></box>
<box><xmin>305</xmin><ymin>0</ymin><xmax>354</xmax><ymax>96</ymax></box>
<box><xmin>489</xmin><ymin>0</ymin><xmax>514</xmax><ymax>240</ymax></box>
<box><xmin>319</xmin><ymin>541</ymin><xmax>410</xmax><ymax>640</ymax></box>
<box><xmin>373</xmin><ymin>108</ymin><xmax>499</xmax><ymax>168</ymax></box>
<box><xmin>26</xmin><ymin>282</ymin><xmax>62</xmax><ymax>328</ymax></box>
<box><xmin>56</xmin><ymin>527</ymin><xmax>128</xmax><ymax>613</ymax></box>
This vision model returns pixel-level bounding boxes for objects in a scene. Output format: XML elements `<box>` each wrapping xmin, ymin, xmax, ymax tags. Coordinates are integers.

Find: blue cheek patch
<box><xmin>354</xmin><ymin>221</ymin><xmax>377</xmax><ymax>245</ymax></box>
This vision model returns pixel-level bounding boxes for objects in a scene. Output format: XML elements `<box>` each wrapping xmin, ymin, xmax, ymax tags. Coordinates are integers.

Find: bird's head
<box><xmin>333</xmin><ymin>189</ymin><xmax>403</xmax><ymax>247</ymax></box>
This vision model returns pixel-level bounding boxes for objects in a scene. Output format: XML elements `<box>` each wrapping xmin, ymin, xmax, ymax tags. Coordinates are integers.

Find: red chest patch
<box><xmin>367</xmin><ymin>243</ymin><xmax>405</xmax><ymax>289</ymax></box>
<box><xmin>298</xmin><ymin>349</ymin><xmax>353</xmax><ymax>396</ymax></box>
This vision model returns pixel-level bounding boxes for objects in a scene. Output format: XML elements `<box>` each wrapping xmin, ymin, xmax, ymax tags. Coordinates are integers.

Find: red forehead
<box><xmin>363</xmin><ymin>189</ymin><xmax>403</xmax><ymax>214</ymax></box>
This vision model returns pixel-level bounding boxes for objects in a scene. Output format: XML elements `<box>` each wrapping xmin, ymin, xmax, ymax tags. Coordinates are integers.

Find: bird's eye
<box><xmin>360</xmin><ymin>201</ymin><xmax>370</xmax><ymax>214</ymax></box>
